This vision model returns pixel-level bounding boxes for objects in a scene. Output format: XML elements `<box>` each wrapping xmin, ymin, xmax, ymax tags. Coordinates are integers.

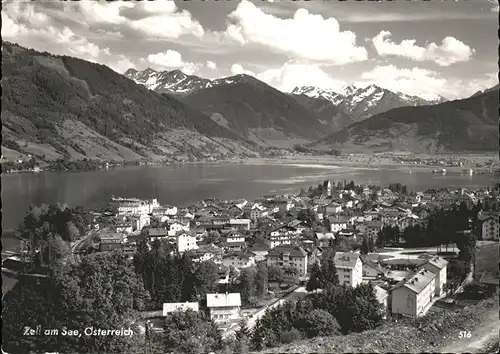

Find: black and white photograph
<box><xmin>1</xmin><ymin>0</ymin><xmax>499</xmax><ymax>353</ymax></box>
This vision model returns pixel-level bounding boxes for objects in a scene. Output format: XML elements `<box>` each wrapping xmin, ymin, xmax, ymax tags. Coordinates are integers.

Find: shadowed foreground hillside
<box><xmin>311</xmin><ymin>88</ymin><xmax>499</xmax><ymax>154</ymax></box>
<box><xmin>1</xmin><ymin>41</ymin><xmax>259</xmax><ymax>162</ymax></box>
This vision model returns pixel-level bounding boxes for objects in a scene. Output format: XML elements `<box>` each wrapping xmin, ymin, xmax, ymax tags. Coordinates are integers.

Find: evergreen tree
<box><xmin>306</xmin><ymin>261</ymin><xmax>322</xmax><ymax>292</ymax></box>
<box><xmin>235</xmin><ymin>319</ymin><xmax>251</xmax><ymax>341</ymax></box>
<box><xmin>361</xmin><ymin>236</ymin><xmax>370</xmax><ymax>255</ymax></box>
<box><xmin>320</xmin><ymin>257</ymin><xmax>339</xmax><ymax>288</ymax></box>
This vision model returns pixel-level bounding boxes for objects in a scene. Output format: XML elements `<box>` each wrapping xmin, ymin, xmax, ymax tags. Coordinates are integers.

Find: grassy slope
<box><xmin>253</xmin><ymin>297</ymin><xmax>498</xmax><ymax>353</ymax></box>
<box><xmin>1</xmin><ymin>41</ymin><xmax>257</xmax><ymax>161</ymax></box>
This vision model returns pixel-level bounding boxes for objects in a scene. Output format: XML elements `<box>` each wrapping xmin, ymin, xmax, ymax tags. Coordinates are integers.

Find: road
<box><xmin>69</xmin><ymin>230</ymin><xmax>97</xmax><ymax>264</ymax></box>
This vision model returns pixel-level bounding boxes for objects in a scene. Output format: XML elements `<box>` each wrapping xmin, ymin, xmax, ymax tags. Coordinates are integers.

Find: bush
<box><xmin>279</xmin><ymin>328</ymin><xmax>304</xmax><ymax>344</ymax></box>
<box><xmin>296</xmin><ymin>309</ymin><xmax>340</xmax><ymax>338</ymax></box>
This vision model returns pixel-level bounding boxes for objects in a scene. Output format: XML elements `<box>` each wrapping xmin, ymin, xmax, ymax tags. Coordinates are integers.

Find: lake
<box><xmin>3</xmin><ymin>161</ymin><xmax>497</xmax><ymax>233</ymax></box>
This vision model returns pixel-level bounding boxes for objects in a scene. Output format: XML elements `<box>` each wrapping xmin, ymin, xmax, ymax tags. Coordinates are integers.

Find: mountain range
<box><xmin>311</xmin><ymin>88</ymin><xmax>499</xmax><ymax>153</ymax></box>
<box><xmin>124</xmin><ymin>68</ymin><xmax>451</xmax><ymax>141</ymax></box>
<box><xmin>1</xmin><ymin>42</ymin><xmax>498</xmax><ymax>163</ymax></box>
<box><xmin>291</xmin><ymin>84</ymin><xmax>447</xmax><ymax>122</ymax></box>
<box><xmin>1</xmin><ymin>42</ymin><xmax>260</xmax><ymax>163</ymax></box>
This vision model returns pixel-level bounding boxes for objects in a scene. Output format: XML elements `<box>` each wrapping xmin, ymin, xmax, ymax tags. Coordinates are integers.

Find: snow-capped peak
<box><xmin>290</xmin><ymin>86</ymin><xmax>345</xmax><ymax>104</ymax></box>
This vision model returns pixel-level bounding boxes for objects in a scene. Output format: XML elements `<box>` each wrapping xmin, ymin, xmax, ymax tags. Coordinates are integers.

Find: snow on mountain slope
<box><xmin>124</xmin><ymin>68</ymin><xmax>212</xmax><ymax>95</ymax></box>
<box><xmin>290</xmin><ymin>84</ymin><xmax>447</xmax><ymax>122</ymax></box>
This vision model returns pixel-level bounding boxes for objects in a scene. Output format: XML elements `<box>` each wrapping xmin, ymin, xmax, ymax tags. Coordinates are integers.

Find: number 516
<box><xmin>458</xmin><ymin>331</ymin><xmax>471</xmax><ymax>338</ymax></box>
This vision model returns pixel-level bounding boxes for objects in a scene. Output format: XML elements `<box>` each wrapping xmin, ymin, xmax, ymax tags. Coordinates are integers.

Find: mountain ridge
<box><xmin>310</xmin><ymin>87</ymin><xmax>499</xmax><ymax>153</ymax></box>
<box><xmin>1</xmin><ymin>41</ymin><xmax>260</xmax><ymax>162</ymax></box>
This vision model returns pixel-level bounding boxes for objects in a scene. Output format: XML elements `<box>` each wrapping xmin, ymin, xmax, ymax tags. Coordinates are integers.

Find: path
<box><xmin>436</xmin><ymin>307</ymin><xmax>499</xmax><ymax>353</ymax></box>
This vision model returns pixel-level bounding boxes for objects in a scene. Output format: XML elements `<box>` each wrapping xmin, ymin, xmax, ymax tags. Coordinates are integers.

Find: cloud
<box><xmin>222</xmin><ymin>0</ymin><xmax>368</xmax><ymax>65</ymax></box>
<box><xmin>74</xmin><ymin>1</ymin><xmax>204</xmax><ymax>39</ymax></box>
<box><xmin>206</xmin><ymin>61</ymin><xmax>217</xmax><ymax>70</ymax></box>
<box><xmin>2</xmin><ymin>2</ymin><xmax>109</xmax><ymax>63</ymax></box>
<box><xmin>230</xmin><ymin>63</ymin><xmax>256</xmax><ymax>76</ymax></box>
<box><xmin>146</xmin><ymin>50</ymin><xmax>201</xmax><ymax>75</ymax></box>
<box><xmin>372</xmin><ymin>31</ymin><xmax>475</xmax><ymax>66</ymax></box>
<box><xmin>358</xmin><ymin>65</ymin><xmax>497</xmax><ymax>100</ymax></box>
<box><xmin>256</xmin><ymin>62</ymin><xmax>346</xmax><ymax>92</ymax></box>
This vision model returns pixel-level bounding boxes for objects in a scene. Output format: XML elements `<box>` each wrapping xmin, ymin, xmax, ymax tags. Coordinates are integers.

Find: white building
<box><xmin>391</xmin><ymin>268</ymin><xmax>436</xmax><ymax>317</ymax></box>
<box><xmin>222</xmin><ymin>251</ymin><xmax>256</xmax><ymax>269</ymax></box>
<box><xmin>206</xmin><ymin>293</ymin><xmax>241</xmax><ymax>323</ymax></box>
<box><xmin>229</xmin><ymin>219</ymin><xmax>251</xmax><ymax>230</ymax></box>
<box><xmin>163</xmin><ymin>302</ymin><xmax>199</xmax><ymax>316</ymax></box>
<box><xmin>334</xmin><ymin>252</ymin><xmax>363</xmax><ymax>287</ymax></box>
<box><xmin>167</xmin><ymin>220</ymin><xmax>190</xmax><ymax>236</ymax></box>
<box><xmin>422</xmin><ymin>257</ymin><xmax>448</xmax><ymax>297</ymax></box>
<box><xmin>173</xmin><ymin>232</ymin><xmax>199</xmax><ymax>253</ymax></box>
<box><xmin>329</xmin><ymin>217</ymin><xmax>348</xmax><ymax>233</ymax></box>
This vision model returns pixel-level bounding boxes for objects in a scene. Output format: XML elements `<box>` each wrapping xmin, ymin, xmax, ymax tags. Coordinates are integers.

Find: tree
<box><xmin>162</xmin><ymin>310</ymin><xmax>222</xmax><ymax>354</ymax></box>
<box><xmin>306</xmin><ymin>262</ymin><xmax>322</xmax><ymax>292</ymax></box>
<box><xmin>255</xmin><ymin>262</ymin><xmax>269</xmax><ymax>297</ymax></box>
<box><xmin>193</xmin><ymin>261</ymin><xmax>220</xmax><ymax>298</ymax></box>
<box><xmin>296</xmin><ymin>309</ymin><xmax>339</xmax><ymax>338</ymax></box>
<box><xmin>361</xmin><ymin>236</ymin><xmax>370</xmax><ymax>255</ymax></box>
<box><xmin>319</xmin><ymin>253</ymin><xmax>339</xmax><ymax>289</ymax></box>
<box><xmin>268</xmin><ymin>264</ymin><xmax>285</xmax><ymax>282</ymax></box>
<box><xmin>239</xmin><ymin>267</ymin><xmax>257</xmax><ymax>303</ymax></box>
<box><xmin>3</xmin><ymin>252</ymin><xmax>150</xmax><ymax>354</ymax></box>
<box><xmin>204</xmin><ymin>230</ymin><xmax>220</xmax><ymax>245</ymax></box>
<box><xmin>297</xmin><ymin>208</ymin><xmax>317</xmax><ymax>227</ymax></box>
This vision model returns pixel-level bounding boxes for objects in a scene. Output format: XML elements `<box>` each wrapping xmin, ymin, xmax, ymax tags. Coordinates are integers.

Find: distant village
<box><xmin>63</xmin><ymin>180</ymin><xmax>498</xmax><ymax>336</ymax></box>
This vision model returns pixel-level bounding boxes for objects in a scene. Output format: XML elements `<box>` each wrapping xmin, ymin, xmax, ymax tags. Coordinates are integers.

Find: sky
<box><xmin>2</xmin><ymin>0</ymin><xmax>499</xmax><ymax>100</ymax></box>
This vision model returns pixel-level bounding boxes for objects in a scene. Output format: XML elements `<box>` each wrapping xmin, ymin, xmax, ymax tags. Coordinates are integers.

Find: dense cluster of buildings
<box><xmin>93</xmin><ymin>183</ymin><xmax>498</xmax><ymax>325</ymax></box>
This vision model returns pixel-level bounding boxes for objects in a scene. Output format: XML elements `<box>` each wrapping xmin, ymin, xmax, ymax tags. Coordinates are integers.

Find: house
<box><xmin>173</xmin><ymin>232</ymin><xmax>199</xmax><ymax>253</ymax></box>
<box><xmin>478</xmin><ymin>211</ymin><xmax>500</xmax><ymax>241</ymax></box>
<box><xmin>167</xmin><ymin>220</ymin><xmax>190</xmax><ymax>236</ymax></box>
<box><xmin>360</xmin><ymin>256</ymin><xmax>387</xmax><ymax>280</ymax></box>
<box><xmin>229</xmin><ymin>219</ymin><xmax>251</xmax><ymax>230</ymax></box>
<box><xmin>163</xmin><ymin>302</ymin><xmax>199</xmax><ymax>316</ymax></box>
<box><xmin>391</xmin><ymin>268</ymin><xmax>436</xmax><ymax>317</ymax></box>
<box><xmin>365</xmin><ymin>221</ymin><xmax>383</xmax><ymax>240</ymax></box>
<box><xmin>115</xmin><ymin>222</ymin><xmax>133</xmax><ymax>234</ymax></box>
<box><xmin>221</xmin><ymin>240</ymin><xmax>246</xmax><ymax>252</ymax></box>
<box><xmin>248</xmin><ymin>244</ymin><xmax>269</xmax><ymax>262</ymax></box>
<box><xmin>266</xmin><ymin>245</ymin><xmax>308</xmax><ymax>276</ymax></box>
<box><xmin>152</xmin><ymin>206</ymin><xmax>178</xmax><ymax>217</ymax></box>
<box><xmin>270</xmin><ymin>198</ymin><xmax>294</xmax><ymax>212</ymax></box>
<box><xmin>268</xmin><ymin>233</ymin><xmax>295</xmax><ymax>249</ymax></box>
<box><xmin>422</xmin><ymin>257</ymin><xmax>448</xmax><ymax>297</ymax></box>
<box><xmin>325</xmin><ymin>203</ymin><xmax>342</xmax><ymax>215</ymax></box>
<box><xmin>206</xmin><ymin>293</ymin><xmax>241</xmax><ymax>323</ymax></box>
<box><xmin>148</xmin><ymin>227</ymin><xmax>169</xmax><ymax>241</ymax></box>
<box><xmin>224</xmin><ymin>231</ymin><xmax>246</xmax><ymax>243</ymax></box>
<box><xmin>222</xmin><ymin>251</ymin><xmax>256</xmax><ymax>269</ymax></box>
<box><xmin>99</xmin><ymin>232</ymin><xmax>124</xmax><ymax>251</ymax></box>
<box><xmin>329</xmin><ymin>216</ymin><xmax>348</xmax><ymax>233</ymax></box>
<box><xmin>334</xmin><ymin>252</ymin><xmax>363</xmax><ymax>287</ymax></box>
<box><xmin>316</xmin><ymin>232</ymin><xmax>335</xmax><ymax>241</ymax></box>
<box><xmin>374</xmin><ymin>285</ymin><xmax>389</xmax><ymax>317</ymax></box>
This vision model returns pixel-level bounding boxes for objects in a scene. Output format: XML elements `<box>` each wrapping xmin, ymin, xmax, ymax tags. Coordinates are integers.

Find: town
<box><xmin>2</xmin><ymin>180</ymin><xmax>499</xmax><ymax>353</ymax></box>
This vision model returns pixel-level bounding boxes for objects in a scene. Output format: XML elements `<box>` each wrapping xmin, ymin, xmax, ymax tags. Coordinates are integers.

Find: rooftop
<box><xmin>334</xmin><ymin>251</ymin><xmax>360</xmax><ymax>269</ymax></box>
<box><xmin>396</xmin><ymin>268</ymin><xmax>436</xmax><ymax>294</ymax></box>
<box><xmin>206</xmin><ymin>293</ymin><xmax>241</xmax><ymax>308</ymax></box>
<box><xmin>268</xmin><ymin>245</ymin><xmax>307</xmax><ymax>258</ymax></box>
